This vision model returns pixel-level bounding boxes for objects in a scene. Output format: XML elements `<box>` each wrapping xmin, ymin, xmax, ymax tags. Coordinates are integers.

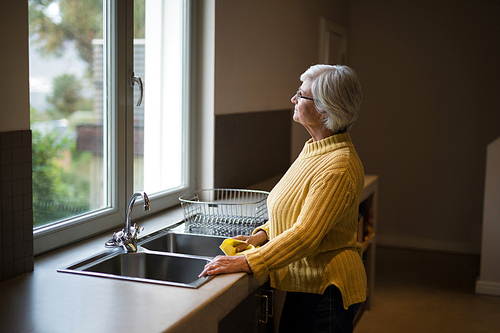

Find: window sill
<box><xmin>36</xmin><ymin>204</ymin><xmax>185</xmax><ymax>260</ymax></box>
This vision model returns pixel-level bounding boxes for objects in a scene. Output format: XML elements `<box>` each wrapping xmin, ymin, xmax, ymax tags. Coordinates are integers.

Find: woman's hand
<box><xmin>198</xmin><ymin>255</ymin><xmax>252</xmax><ymax>278</ymax></box>
<box><xmin>232</xmin><ymin>230</ymin><xmax>268</xmax><ymax>253</ymax></box>
<box><xmin>198</xmin><ymin>230</ymin><xmax>268</xmax><ymax>278</ymax></box>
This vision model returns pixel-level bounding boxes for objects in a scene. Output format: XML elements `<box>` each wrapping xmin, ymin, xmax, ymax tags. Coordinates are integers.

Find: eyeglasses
<box><xmin>296</xmin><ymin>89</ymin><xmax>315</xmax><ymax>101</ymax></box>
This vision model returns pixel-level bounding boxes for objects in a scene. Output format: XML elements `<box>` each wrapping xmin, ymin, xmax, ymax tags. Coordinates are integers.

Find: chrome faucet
<box><xmin>105</xmin><ymin>191</ymin><xmax>151</xmax><ymax>253</ymax></box>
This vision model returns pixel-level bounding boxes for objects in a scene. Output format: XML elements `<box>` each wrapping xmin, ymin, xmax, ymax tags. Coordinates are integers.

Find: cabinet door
<box><xmin>218</xmin><ymin>283</ymin><xmax>272</xmax><ymax>333</ymax></box>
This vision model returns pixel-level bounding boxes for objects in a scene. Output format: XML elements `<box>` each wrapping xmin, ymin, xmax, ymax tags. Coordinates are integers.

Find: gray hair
<box><xmin>300</xmin><ymin>64</ymin><xmax>362</xmax><ymax>133</ymax></box>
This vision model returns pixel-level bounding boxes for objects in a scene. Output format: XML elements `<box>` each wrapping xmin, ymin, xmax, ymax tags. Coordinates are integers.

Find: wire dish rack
<box><xmin>179</xmin><ymin>189</ymin><xmax>269</xmax><ymax>236</ymax></box>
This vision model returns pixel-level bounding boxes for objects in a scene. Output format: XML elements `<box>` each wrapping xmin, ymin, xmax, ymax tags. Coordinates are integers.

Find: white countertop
<box><xmin>0</xmin><ymin>206</ymin><xmax>268</xmax><ymax>333</ymax></box>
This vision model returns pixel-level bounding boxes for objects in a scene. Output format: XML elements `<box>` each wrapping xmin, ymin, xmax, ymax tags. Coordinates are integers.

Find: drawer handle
<box><xmin>260</xmin><ymin>294</ymin><xmax>269</xmax><ymax>323</ymax></box>
<box><xmin>259</xmin><ymin>290</ymin><xmax>274</xmax><ymax>323</ymax></box>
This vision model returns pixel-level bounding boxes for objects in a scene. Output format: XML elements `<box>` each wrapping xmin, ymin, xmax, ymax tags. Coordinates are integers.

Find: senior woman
<box><xmin>199</xmin><ymin>64</ymin><xmax>366</xmax><ymax>333</ymax></box>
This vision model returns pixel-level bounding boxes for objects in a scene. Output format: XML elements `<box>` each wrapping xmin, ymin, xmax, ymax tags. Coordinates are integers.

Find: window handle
<box><xmin>131</xmin><ymin>72</ymin><xmax>143</xmax><ymax>106</ymax></box>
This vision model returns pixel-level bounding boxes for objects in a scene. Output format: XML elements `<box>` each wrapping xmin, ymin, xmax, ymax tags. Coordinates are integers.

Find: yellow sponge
<box><xmin>219</xmin><ymin>238</ymin><xmax>256</xmax><ymax>256</ymax></box>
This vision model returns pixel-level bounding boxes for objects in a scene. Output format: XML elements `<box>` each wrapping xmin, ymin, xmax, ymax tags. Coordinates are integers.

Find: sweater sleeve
<box><xmin>252</xmin><ymin>221</ymin><xmax>269</xmax><ymax>239</ymax></box>
<box><xmin>245</xmin><ymin>171</ymin><xmax>355</xmax><ymax>279</ymax></box>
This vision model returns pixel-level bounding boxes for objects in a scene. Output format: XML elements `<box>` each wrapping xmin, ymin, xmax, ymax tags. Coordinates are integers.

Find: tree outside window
<box><xmin>29</xmin><ymin>0</ymin><xmax>146</xmax><ymax>227</ymax></box>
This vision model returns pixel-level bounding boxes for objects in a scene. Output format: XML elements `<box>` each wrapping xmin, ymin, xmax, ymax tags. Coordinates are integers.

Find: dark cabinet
<box><xmin>354</xmin><ymin>175</ymin><xmax>378</xmax><ymax>326</ymax></box>
<box><xmin>219</xmin><ymin>282</ymin><xmax>274</xmax><ymax>333</ymax></box>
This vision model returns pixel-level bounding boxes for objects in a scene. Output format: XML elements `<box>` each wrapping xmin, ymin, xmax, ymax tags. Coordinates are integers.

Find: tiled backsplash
<box><xmin>0</xmin><ymin>130</ymin><xmax>34</xmax><ymax>281</ymax></box>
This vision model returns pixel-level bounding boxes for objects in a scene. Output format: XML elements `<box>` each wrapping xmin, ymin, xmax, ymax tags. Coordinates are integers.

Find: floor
<box><xmin>355</xmin><ymin>247</ymin><xmax>500</xmax><ymax>333</ymax></box>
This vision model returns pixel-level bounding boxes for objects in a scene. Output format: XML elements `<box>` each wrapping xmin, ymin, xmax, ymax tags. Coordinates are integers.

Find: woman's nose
<box><xmin>291</xmin><ymin>94</ymin><xmax>297</xmax><ymax>104</ymax></box>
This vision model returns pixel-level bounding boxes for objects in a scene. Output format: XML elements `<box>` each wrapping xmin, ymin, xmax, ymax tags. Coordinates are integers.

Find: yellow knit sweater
<box><xmin>245</xmin><ymin>132</ymin><xmax>367</xmax><ymax>309</ymax></box>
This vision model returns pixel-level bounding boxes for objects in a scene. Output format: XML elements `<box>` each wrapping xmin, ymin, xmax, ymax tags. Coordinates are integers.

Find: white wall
<box><xmin>0</xmin><ymin>0</ymin><xmax>30</xmax><ymax>132</ymax></box>
<box><xmin>476</xmin><ymin>136</ymin><xmax>500</xmax><ymax>296</ymax></box>
<box><xmin>349</xmin><ymin>0</ymin><xmax>500</xmax><ymax>254</ymax></box>
<box><xmin>214</xmin><ymin>0</ymin><xmax>350</xmax><ymax>159</ymax></box>
<box><xmin>195</xmin><ymin>0</ymin><xmax>216</xmax><ymax>190</ymax></box>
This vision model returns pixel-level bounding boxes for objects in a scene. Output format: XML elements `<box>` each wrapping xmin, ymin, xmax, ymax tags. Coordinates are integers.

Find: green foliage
<box><xmin>28</xmin><ymin>0</ymin><xmax>146</xmax><ymax>227</ymax></box>
<box><xmin>46</xmin><ymin>74</ymin><xmax>88</xmax><ymax>118</ymax></box>
<box><xmin>29</xmin><ymin>0</ymin><xmax>146</xmax><ymax>66</ymax></box>
<box><xmin>31</xmin><ymin>107</ymin><xmax>91</xmax><ymax>227</ymax></box>
<box><xmin>134</xmin><ymin>0</ymin><xmax>146</xmax><ymax>39</ymax></box>
<box><xmin>29</xmin><ymin>0</ymin><xmax>66</xmax><ymax>58</ymax></box>
<box><xmin>29</xmin><ymin>0</ymin><xmax>103</xmax><ymax>65</ymax></box>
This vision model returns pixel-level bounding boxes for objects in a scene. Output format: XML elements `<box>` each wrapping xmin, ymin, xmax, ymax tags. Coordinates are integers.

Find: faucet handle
<box><xmin>105</xmin><ymin>229</ymin><xmax>126</xmax><ymax>248</ymax></box>
<box><xmin>123</xmin><ymin>224</ymin><xmax>143</xmax><ymax>253</ymax></box>
<box><xmin>104</xmin><ymin>224</ymin><xmax>143</xmax><ymax>251</ymax></box>
<box><xmin>131</xmin><ymin>223</ymin><xmax>143</xmax><ymax>239</ymax></box>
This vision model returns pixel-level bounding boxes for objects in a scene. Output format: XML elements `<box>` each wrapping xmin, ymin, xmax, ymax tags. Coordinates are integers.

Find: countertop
<box><xmin>0</xmin><ymin>175</ymin><xmax>378</xmax><ymax>333</ymax></box>
<box><xmin>0</xmin><ymin>206</ymin><xmax>268</xmax><ymax>333</ymax></box>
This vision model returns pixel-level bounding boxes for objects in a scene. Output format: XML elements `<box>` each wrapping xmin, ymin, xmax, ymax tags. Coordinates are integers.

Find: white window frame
<box><xmin>33</xmin><ymin>0</ymin><xmax>195</xmax><ymax>255</ymax></box>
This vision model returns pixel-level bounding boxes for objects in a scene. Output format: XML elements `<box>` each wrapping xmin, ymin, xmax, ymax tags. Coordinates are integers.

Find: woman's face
<box><xmin>291</xmin><ymin>80</ymin><xmax>323</xmax><ymax>129</ymax></box>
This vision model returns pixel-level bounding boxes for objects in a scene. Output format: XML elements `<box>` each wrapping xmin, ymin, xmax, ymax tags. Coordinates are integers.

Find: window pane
<box><xmin>133</xmin><ymin>0</ymin><xmax>185</xmax><ymax>195</ymax></box>
<box><xmin>29</xmin><ymin>0</ymin><xmax>108</xmax><ymax>228</ymax></box>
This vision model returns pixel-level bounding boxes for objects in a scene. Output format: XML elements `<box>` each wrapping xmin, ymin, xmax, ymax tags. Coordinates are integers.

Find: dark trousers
<box><xmin>279</xmin><ymin>285</ymin><xmax>362</xmax><ymax>333</ymax></box>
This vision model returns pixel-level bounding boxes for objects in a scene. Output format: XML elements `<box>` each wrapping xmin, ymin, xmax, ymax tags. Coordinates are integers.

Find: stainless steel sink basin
<box><xmin>59</xmin><ymin>224</ymin><xmax>229</xmax><ymax>288</ymax></box>
<box><xmin>58</xmin><ymin>251</ymin><xmax>213</xmax><ymax>288</ymax></box>
<box><xmin>139</xmin><ymin>232</ymin><xmax>226</xmax><ymax>258</ymax></box>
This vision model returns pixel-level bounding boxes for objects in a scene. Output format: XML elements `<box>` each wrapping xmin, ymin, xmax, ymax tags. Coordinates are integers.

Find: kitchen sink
<box><xmin>139</xmin><ymin>232</ymin><xmax>226</xmax><ymax>258</ymax></box>
<box><xmin>58</xmin><ymin>223</ymin><xmax>231</xmax><ymax>288</ymax></box>
<box><xmin>59</xmin><ymin>251</ymin><xmax>213</xmax><ymax>288</ymax></box>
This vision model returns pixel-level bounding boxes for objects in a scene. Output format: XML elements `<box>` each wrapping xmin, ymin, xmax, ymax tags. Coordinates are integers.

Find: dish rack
<box><xmin>179</xmin><ymin>189</ymin><xmax>269</xmax><ymax>236</ymax></box>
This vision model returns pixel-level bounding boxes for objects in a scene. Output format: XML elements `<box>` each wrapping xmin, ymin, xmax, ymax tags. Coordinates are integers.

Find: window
<box><xmin>29</xmin><ymin>0</ymin><xmax>194</xmax><ymax>254</ymax></box>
